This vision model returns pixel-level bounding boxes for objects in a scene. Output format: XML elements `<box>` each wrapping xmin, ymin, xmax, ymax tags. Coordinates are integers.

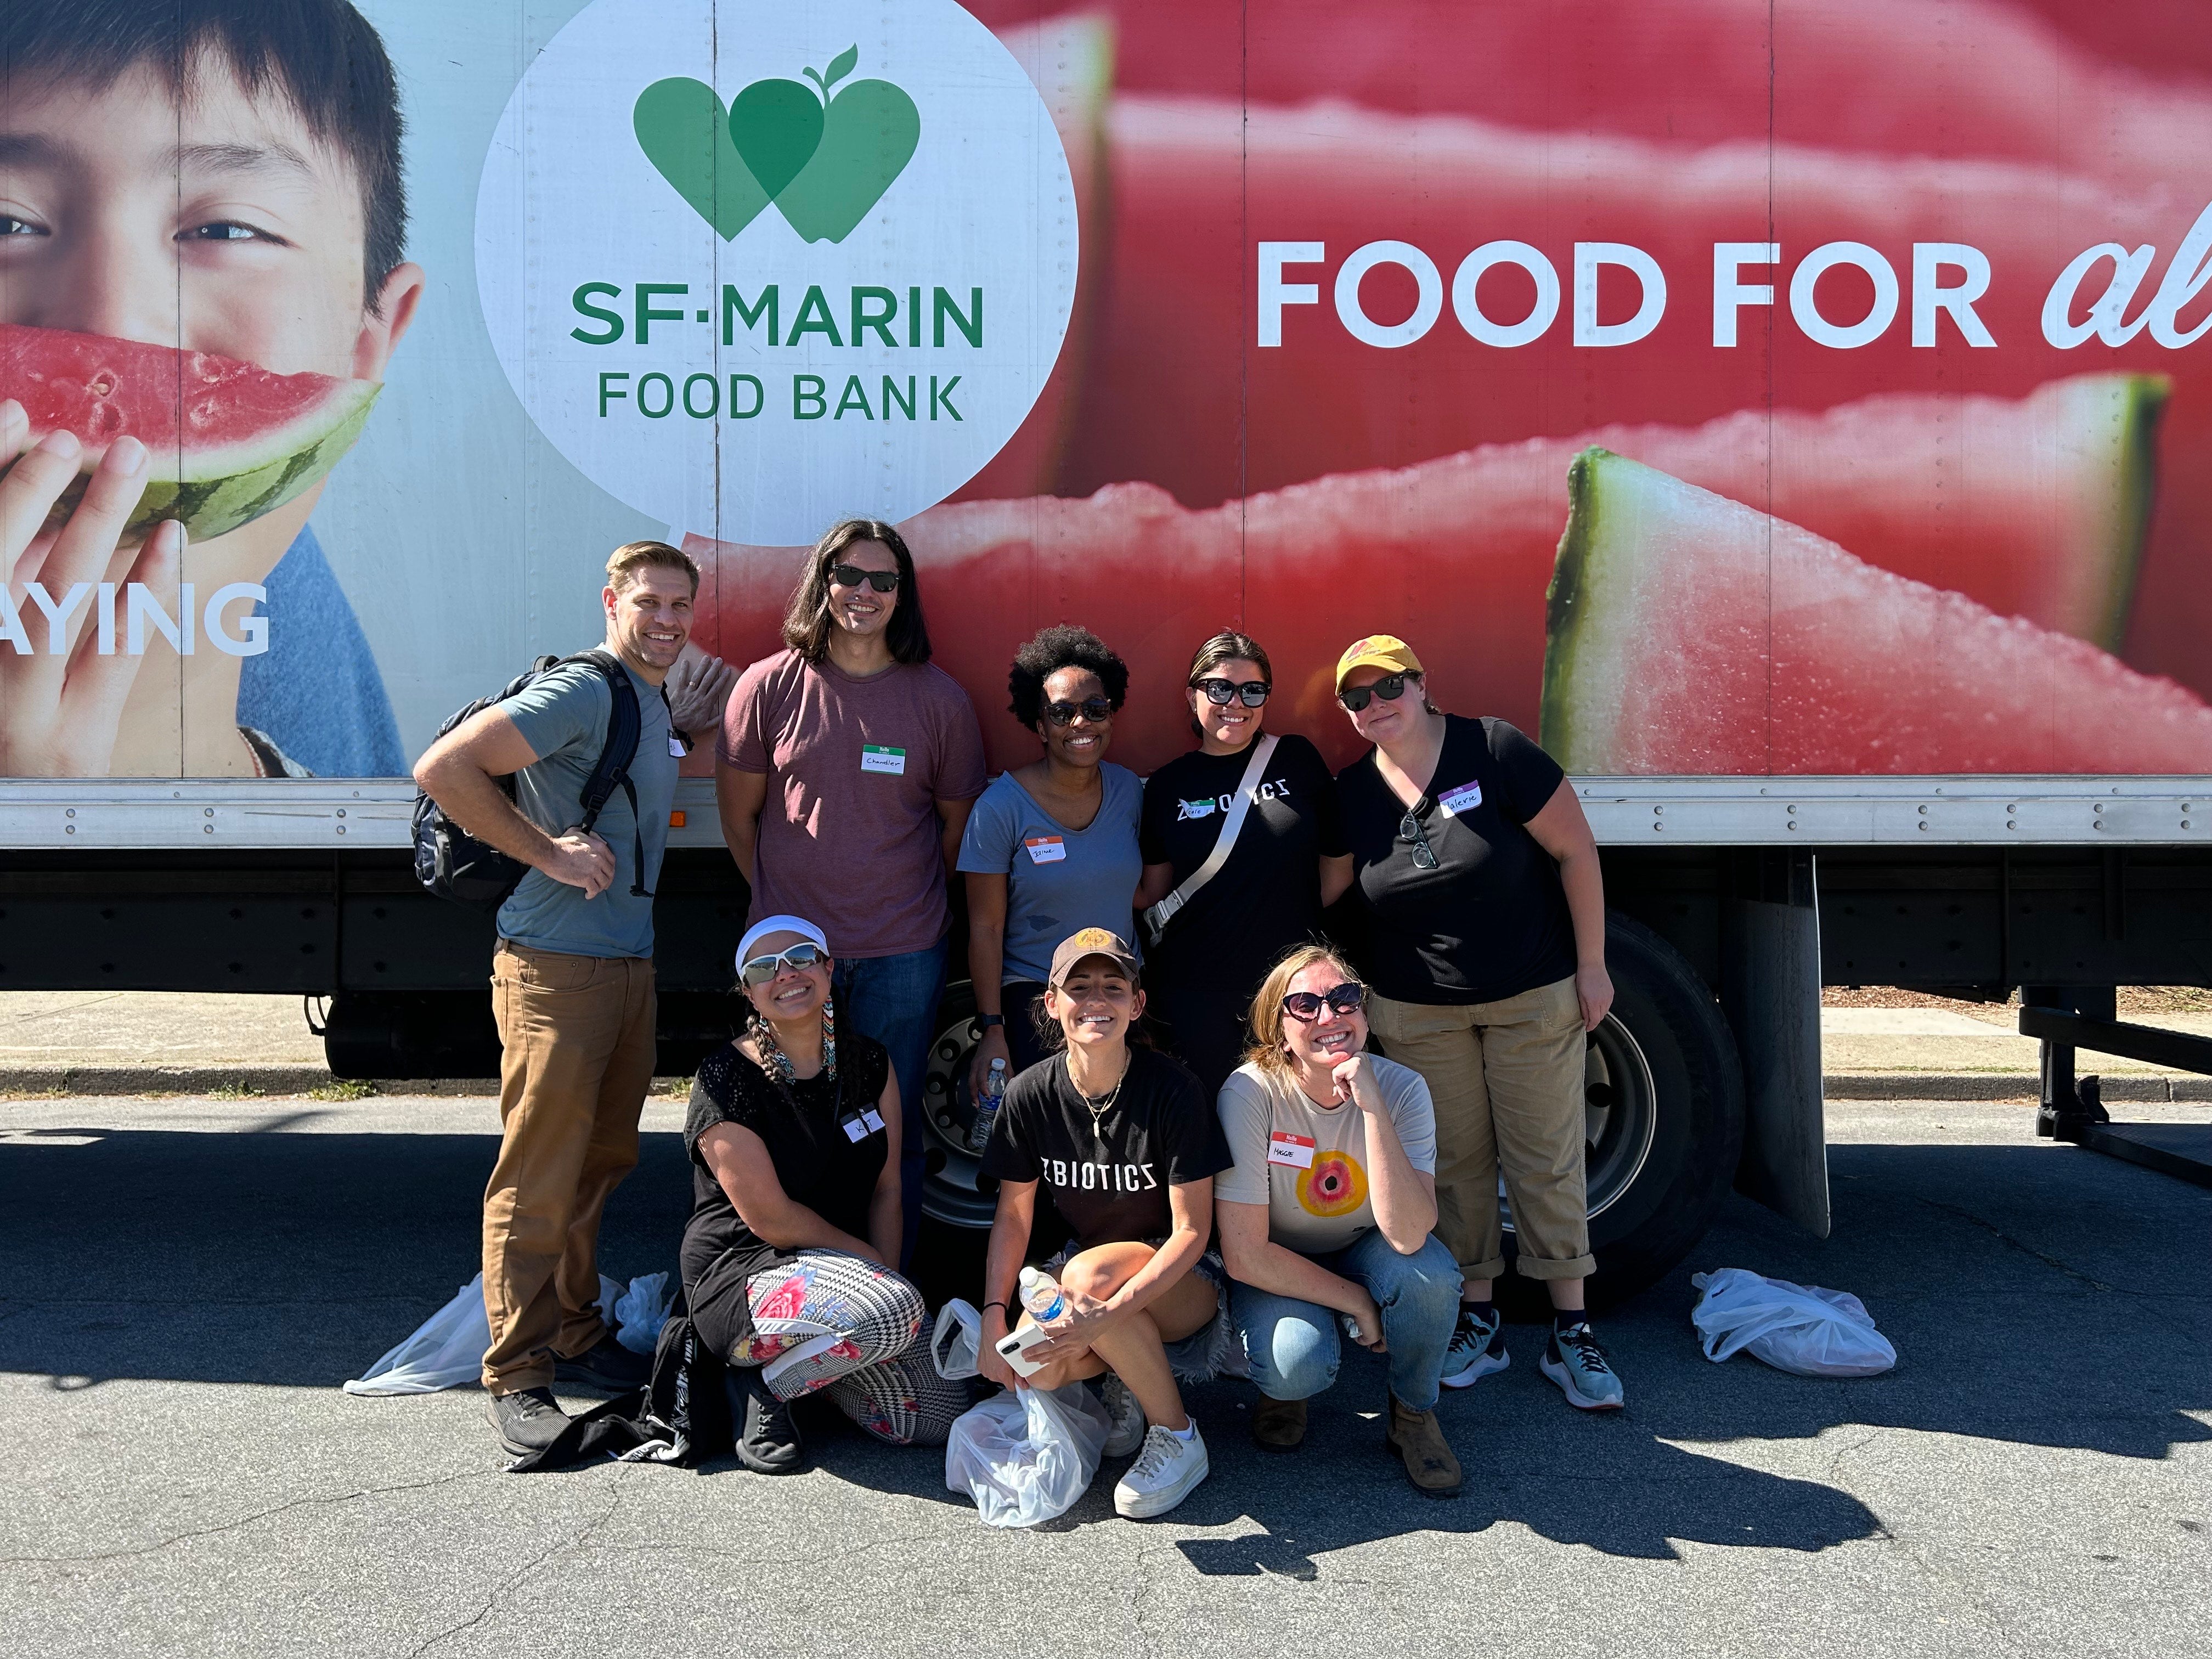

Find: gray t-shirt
<box><xmin>956</xmin><ymin>765</ymin><xmax>1144</xmax><ymax>984</ymax></box>
<box><xmin>1215</xmin><ymin>1056</ymin><xmax>1438</xmax><ymax>1254</ymax></box>
<box><xmin>495</xmin><ymin>657</ymin><xmax>678</xmax><ymax>959</ymax></box>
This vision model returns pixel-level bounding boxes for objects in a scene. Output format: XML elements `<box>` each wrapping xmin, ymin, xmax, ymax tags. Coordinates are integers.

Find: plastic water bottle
<box><xmin>968</xmin><ymin>1056</ymin><xmax>1008</xmax><ymax>1152</ymax></box>
<box><xmin>1017</xmin><ymin>1265</ymin><xmax>1065</xmax><ymax>1323</ymax></box>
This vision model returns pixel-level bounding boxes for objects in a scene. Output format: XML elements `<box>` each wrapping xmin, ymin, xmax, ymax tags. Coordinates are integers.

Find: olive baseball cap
<box><xmin>1334</xmin><ymin>633</ymin><xmax>1424</xmax><ymax>693</ymax></box>
<box><xmin>1047</xmin><ymin>927</ymin><xmax>1141</xmax><ymax>986</ymax></box>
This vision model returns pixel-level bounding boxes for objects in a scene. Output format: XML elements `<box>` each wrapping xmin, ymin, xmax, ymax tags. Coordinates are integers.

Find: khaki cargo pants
<box><xmin>1367</xmin><ymin>975</ymin><xmax>1595</xmax><ymax>1283</ymax></box>
<box><xmin>481</xmin><ymin>942</ymin><xmax>656</xmax><ymax>1393</ymax></box>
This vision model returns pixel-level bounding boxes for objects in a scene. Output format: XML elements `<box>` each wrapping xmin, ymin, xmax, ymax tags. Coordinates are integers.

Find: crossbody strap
<box><xmin>1142</xmin><ymin>733</ymin><xmax>1279</xmax><ymax>946</ymax></box>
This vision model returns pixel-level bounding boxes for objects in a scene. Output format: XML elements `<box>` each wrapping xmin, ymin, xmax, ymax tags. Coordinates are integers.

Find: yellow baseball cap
<box><xmin>1334</xmin><ymin>634</ymin><xmax>1424</xmax><ymax>693</ymax></box>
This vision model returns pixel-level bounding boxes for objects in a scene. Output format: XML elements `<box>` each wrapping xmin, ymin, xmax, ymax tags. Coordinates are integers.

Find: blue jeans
<box><xmin>833</xmin><ymin>938</ymin><xmax>949</xmax><ymax>1269</ymax></box>
<box><xmin>1231</xmin><ymin>1228</ymin><xmax>1462</xmax><ymax>1411</ymax></box>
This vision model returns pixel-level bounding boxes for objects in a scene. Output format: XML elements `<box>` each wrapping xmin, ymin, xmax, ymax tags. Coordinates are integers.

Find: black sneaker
<box><xmin>555</xmin><ymin>1332</ymin><xmax>651</xmax><ymax>1392</ymax></box>
<box><xmin>730</xmin><ymin>1367</ymin><xmax>806</xmax><ymax>1475</ymax></box>
<box><xmin>486</xmin><ymin>1386</ymin><xmax>571</xmax><ymax>1455</ymax></box>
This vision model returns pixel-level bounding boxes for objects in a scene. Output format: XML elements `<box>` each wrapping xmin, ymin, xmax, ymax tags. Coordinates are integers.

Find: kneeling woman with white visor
<box><xmin>974</xmin><ymin>928</ymin><xmax>1237</xmax><ymax>1519</ymax></box>
<box><xmin>681</xmin><ymin>915</ymin><xmax>968</xmax><ymax>1473</ymax></box>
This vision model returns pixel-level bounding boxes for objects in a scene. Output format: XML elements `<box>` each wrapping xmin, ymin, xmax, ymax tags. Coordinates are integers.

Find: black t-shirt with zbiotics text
<box><xmin>978</xmin><ymin>1046</ymin><xmax>1234</xmax><ymax>1251</ymax></box>
<box><xmin>1139</xmin><ymin>732</ymin><xmax>1348</xmax><ymax>993</ymax></box>
<box><xmin>1337</xmin><ymin>714</ymin><xmax>1576</xmax><ymax>1006</ymax></box>
<box><xmin>680</xmin><ymin>1033</ymin><xmax>892</xmax><ymax>1292</ymax></box>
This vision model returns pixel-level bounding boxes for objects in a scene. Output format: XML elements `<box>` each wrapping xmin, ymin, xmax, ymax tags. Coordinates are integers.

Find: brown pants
<box><xmin>481</xmin><ymin>942</ymin><xmax>656</xmax><ymax>1393</ymax></box>
<box><xmin>1367</xmin><ymin>975</ymin><xmax>1595</xmax><ymax>1284</ymax></box>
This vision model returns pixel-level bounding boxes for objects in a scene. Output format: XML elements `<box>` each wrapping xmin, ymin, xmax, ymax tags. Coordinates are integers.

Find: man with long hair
<box><xmin>717</xmin><ymin>520</ymin><xmax>986</xmax><ymax>1265</ymax></box>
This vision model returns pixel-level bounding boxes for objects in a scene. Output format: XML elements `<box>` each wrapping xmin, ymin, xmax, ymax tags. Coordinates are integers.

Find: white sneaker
<box><xmin>1099</xmin><ymin>1373</ymin><xmax>1146</xmax><ymax>1458</ymax></box>
<box><xmin>1113</xmin><ymin>1423</ymin><xmax>1209</xmax><ymax>1519</ymax></box>
<box><xmin>1440</xmin><ymin>1305</ymin><xmax>1510</xmax><ymax>1390</ymax></box>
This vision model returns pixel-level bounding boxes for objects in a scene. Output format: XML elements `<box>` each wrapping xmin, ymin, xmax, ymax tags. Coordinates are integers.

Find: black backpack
<box><xmin>411</xmin><ymin>649</ymin><xmax>667</xmax><ymax>914</ymax></box>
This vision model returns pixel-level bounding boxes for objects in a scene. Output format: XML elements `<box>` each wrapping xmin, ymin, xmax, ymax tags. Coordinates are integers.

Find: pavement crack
<box><xmin>1914</xmin><ymin>1198</ymin><xmax>2121</xmax><ymax>1293</ymax></box>
<box><xmin>0</xmin><ymin>1468</ymin><xmax>496</xmax><ymax>1565</ymax></box>
<box><xmin>407</xmin><ymin>1470</ymin><xmax>628</xmax><ymax>1658</ymax></box>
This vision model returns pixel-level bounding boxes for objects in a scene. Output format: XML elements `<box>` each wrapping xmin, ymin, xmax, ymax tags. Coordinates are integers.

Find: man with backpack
<box><xmin>413</xmin><ymin>540</ymin><xmax>695</xmax><ymax>1454</ymax></box>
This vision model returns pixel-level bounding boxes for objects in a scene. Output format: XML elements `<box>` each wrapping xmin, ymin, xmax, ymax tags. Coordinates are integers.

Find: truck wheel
<box><xmin>911</xmin><ymin>980</ymin><xmax>1070</xmax><ymax>1302</ymax></box>
<box><xmin>1500</xmin><ymin>912</ymin><xmax>1746</xmax><ymax>1310</ymax></box>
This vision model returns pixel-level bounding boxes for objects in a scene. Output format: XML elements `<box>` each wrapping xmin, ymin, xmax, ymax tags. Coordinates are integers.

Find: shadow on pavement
<box><xmin>2</xmin><ymin>1124</ymin><xmax>2205</xmax><ymax>1562</ymax></box>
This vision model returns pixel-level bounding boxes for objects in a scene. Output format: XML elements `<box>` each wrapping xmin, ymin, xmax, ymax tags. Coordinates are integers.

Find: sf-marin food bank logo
<box><xmin>476</xmin><ymin>0</ymin><xmax>1077</xmax><ymax>546</ymax></box>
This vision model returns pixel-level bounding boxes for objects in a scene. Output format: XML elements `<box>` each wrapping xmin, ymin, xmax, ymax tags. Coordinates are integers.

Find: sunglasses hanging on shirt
<box><xmin>1398</xmin><ymin>811</ymin><xmax>1440</xmax><ymax>869</ymax></box>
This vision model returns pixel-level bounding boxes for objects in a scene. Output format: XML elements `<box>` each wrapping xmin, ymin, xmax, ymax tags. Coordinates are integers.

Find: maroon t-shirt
<box><xmin>721</xmin><ymin>650</ymin><xmax>987</xmax><ymax>957</ymax></box>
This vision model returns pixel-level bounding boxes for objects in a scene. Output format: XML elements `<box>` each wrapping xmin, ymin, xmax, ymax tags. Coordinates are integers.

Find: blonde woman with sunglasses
<box><xmin>1331</xmin><ymin>635</ymin><xmax>1625</xmax><ymax>1414</ymax></box>
<box><xmin>1216</xmin><ymin>946</ymin><xmax>1463</xmax><ymax>1496</ymax></box>
<box><xmin>680</xmin><ymin>916</ymin><xmax>968</xmax><ymax>1477</ymax></box>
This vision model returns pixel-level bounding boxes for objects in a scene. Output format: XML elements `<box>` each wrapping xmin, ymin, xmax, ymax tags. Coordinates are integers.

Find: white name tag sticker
<box><xmin>1268</xmin><ymin>1132</ymin><xmax>1317</xmax><ymax>1169</ymax></box>
<box><xmin>860</xmin><ymin>744</ymin><xmax>907</xmax><ymax>775</ymax></box>
<box><xmin>1176</xmin><ymin>797</ymin><xmax>1218</xmax><ymax>821</ymax></box>
<box><xmin>668</xmin><ymin>735</ymin><xmax>687</xmax><ymax>758</ymax></box>
<box><xmin>841</xmin><ymin>1111</ymin><xmax>887</xmax><ymax>1143</ymax></box>
<box><xmin>1024</xmin><ymin>835</ymin><xmax>1067</xmax><ymax>864</ymax></box>
<box><xmin>1438</xmin><ymin>781</ymin><xmax>1483</xmax><ymax>817</ymax></box>
<box><xmin>863</xmin><ymin>1109</ymin><xmax>886</xmax><ymax>1133</ymax></box>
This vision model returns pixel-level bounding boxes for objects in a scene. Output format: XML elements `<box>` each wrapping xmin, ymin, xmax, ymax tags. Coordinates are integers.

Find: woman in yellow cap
<box><xmin>1330</xmin><ymin>634</ymin><xmax>1626</xmax><ymax>1413</ymax></box>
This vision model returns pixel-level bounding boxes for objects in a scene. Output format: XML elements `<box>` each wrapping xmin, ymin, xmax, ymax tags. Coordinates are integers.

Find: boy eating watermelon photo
<box><xmin>0</xmin><ymin>0</ymin><xmax>422</xmax><ymax>777</ymax></box>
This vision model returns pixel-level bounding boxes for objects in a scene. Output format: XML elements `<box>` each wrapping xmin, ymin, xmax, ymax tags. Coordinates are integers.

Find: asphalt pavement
<box><xmin>2</xmin><ymin>1092</ymin><xmax>2207</xmax><ymax>1658</ymax></box>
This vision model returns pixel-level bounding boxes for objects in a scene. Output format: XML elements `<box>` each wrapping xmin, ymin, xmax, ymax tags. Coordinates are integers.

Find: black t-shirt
<box><xmin>679</xmin><ymin>1033</ymin><xmax>893</xmax><ymax>1291</ymax></box>
<box><xmin>1337</xmin><ymin>715</ymin><xmax>1576</xmax><ymax>1005</ymax></box>
<box><xmin>1139</xmin><ymin>732</ymin><xmax>1348</xmax><ymax>992</ymax></box>
<box><xmin>977</xmin><ymin>1046</ymin><xmax>1234</xmax><ymax>1251</ymax></box>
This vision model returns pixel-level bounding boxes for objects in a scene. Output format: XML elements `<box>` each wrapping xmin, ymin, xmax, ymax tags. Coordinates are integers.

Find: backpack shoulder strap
<box><xmin>569</xmin><ymin>649</ymin><xmax>658</xmax><ymax>901</ymax></box>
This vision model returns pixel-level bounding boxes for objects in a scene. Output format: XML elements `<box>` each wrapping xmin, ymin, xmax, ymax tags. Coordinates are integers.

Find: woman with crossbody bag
<box><xmin>1135</xmin><ymin>633</ymin><xmax>1355</xmax><ymax>1094</ymax></box>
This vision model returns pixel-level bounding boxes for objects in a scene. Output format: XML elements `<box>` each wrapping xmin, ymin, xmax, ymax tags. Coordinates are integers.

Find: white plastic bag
<box><xmin>1690</xmin><ymin>1268</ymin><xmax>1897</xmax><ymax>1377</ymax></box>
<box><xmin>930</xmin><ymin>1299</ymin><xmax>983</xmax><ymax>1380</ymax></box>
<box><xmin>945</xmin><ymin>1382</ymin><xmax>1111</xmax><ymax>1527</ymax></box>
<box><xmin>343</xmin><ymin>1272</ymin><xmax>666</xmax><ymax>1395</ymax></box>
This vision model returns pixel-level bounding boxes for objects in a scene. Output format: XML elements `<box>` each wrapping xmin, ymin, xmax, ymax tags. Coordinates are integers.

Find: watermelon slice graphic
<box><xmin>0</xmin><ymin>324</ymin><xmax>380</xmax><ymax>548</ymax></box>
<box><xmin>1541</xmin><ymin>451</ymin><xmax>2212</xmax><ymax>775</ymax></box>
<box><xmin>948</xmin><ymin>13</ymin><xmax>1113</xmax><ymax>502</ymax></box>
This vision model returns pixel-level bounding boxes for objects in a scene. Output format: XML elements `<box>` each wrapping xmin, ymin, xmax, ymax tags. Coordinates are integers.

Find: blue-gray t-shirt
<box><xmin>956</xmin><ymin>764</ymin><xmax>1144</xmax><ymax>984</ymax></box>
<box><xmin>494</xmin><ymin>657</ymin><xmax>678</xmax><ymax>960</ymax></box>
<box><xmin>235</xmin><ymin>526</ymin><xmax>404</xmax><ymax>777</ymax></box>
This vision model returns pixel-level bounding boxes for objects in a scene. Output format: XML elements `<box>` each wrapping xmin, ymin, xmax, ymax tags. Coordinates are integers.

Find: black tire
<box><xmin>911</xmin><ymin>980</ymin><xmax>1069</xmax><ymax>1302</ymax></box>
<box><xmin>1501</xmin><ymin>911</ymin><xmax>1745</xmax><ymax>1311</ymax></box>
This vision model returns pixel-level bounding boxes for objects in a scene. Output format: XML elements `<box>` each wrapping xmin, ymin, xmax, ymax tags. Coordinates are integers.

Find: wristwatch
<box><xmin>977</xmin><ymin>1013</ymin><xmax>1005</xmax><ymax>1030</ymax></box>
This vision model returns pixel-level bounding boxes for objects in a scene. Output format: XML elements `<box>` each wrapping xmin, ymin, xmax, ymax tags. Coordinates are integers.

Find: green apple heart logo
<box><xmin>635</xmin><ymin>46</ymin><xmax>921</xmax><ymax>245</ymax></box>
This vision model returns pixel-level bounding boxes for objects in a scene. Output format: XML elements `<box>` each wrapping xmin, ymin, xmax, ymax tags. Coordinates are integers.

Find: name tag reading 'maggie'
<box><xmin>1268</xmin><ymin>1131</ymin><xmax>1317</xmax><ymax>1169</ymax></box>
<box><xmin>860</xmin><ymin>745</ymin><xmax>907</xmax><ymax>775</ymax></box>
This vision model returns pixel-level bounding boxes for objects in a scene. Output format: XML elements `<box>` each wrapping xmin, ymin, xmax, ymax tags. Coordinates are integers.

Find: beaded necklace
<box><xmin>751</xmin><ymin>997</ymin><xmax>838</xmax><ymax>1096</ymax></box>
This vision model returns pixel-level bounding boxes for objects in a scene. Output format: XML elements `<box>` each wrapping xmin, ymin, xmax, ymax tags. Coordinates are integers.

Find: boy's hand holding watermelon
<box><xmin>0</xmin><ymin>398</ymin><xmax>182</xmax><ymax>776</ymax></box>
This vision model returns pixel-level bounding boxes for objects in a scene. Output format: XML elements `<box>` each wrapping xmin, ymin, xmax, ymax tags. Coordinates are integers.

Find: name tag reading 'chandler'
<box><xmin>1268</xmin><ymin>1131</ymin><xmax>1317</xmax><ymax>1169</ymax></box>
<box><xmin>861</xmin><ymin>745</ymin><xmax>907</xmax><ymax>775</ymax></box>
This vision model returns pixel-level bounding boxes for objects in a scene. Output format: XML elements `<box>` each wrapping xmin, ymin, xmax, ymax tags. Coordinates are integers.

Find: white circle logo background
<box><xmin>474</xmin><ymin>0</ymin><xmax>1077</xmax><ymax>546</ymax></box>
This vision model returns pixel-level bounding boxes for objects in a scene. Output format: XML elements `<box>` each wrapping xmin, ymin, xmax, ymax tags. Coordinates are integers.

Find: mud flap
<box><xmin>1722</xmin><ymin>850</ymin><xmax>1830</xmax><ymax>1238</ymax></box>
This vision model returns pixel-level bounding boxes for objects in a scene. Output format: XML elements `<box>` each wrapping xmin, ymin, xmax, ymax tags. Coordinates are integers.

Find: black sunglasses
<box><xmin>830</xmin><ymin>563</ymin><xmax>900</xmax><ymax>593</ymax></box>
<box><xmin>1282</xmin><ymin>981</ymin><xmax>1367</xmax><ymax>1022</ymax></box>
<box><xmin>739</xmin><ymin>941</ymin><xmax>827</xmax><ymax>986</ymax></box>
<box><xmin>1338</xmin><ymin>673</ymin><xmax>1412</xmax><ymax>713</ymax></box>
<box><xmin>1400</xmin><ymin>811</ymin><xmax>1440</xmax><ymax>870</ymax></box>
<box><xmin>1194</xmin><ymin>677</ymin><xmax>1271</xmax><ymax>708</ymax></box>
<box><xmin>1044</xmin><ymin>697</ymin><xmax>1116</xmax><ymax>726</ymax></box>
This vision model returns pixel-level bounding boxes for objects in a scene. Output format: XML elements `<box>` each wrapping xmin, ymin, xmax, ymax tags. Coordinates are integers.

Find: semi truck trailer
<box><xmin>5</xmin><ymin>0</ymin><xmax>2210</xmax><ymax>1293</ymax></box>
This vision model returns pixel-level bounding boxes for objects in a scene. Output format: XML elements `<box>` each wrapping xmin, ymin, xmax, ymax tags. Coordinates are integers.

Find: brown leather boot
<box><xmin>1384</xmin><ymin>1395</ymin><xmax>1462</xmax><ymax>1497</ymax></box>
<box><xmin>1251</xmin><ymin>1394</ymin><xmax>1308</xmax><ymax>1451</ymax></box>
